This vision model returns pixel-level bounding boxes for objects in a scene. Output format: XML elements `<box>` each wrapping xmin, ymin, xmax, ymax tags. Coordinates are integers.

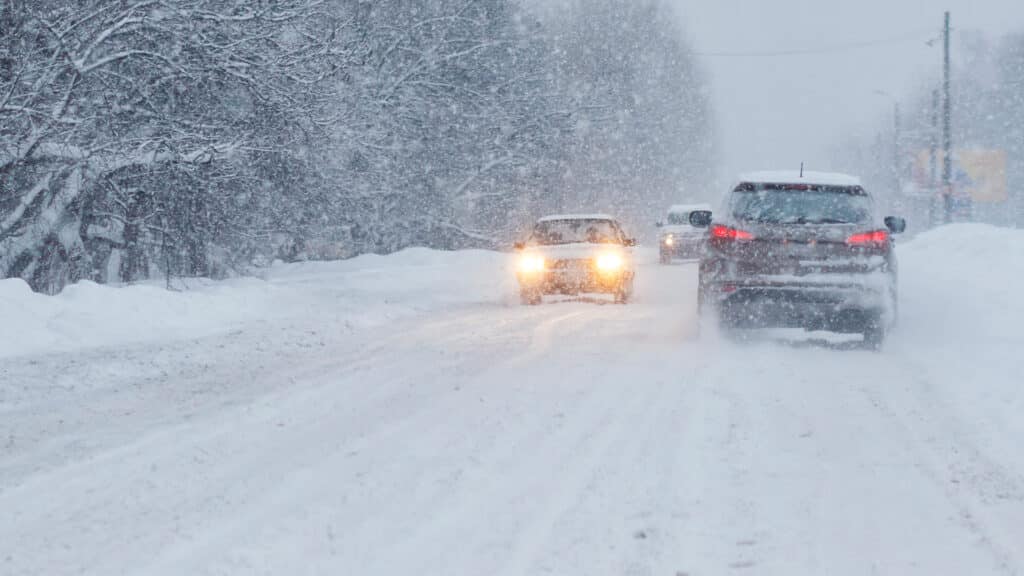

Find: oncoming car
<box><xmin>658</xmin><ymin>203</ymin><xmax>712</xmax><ymax>264</ymax></box>
<box><xmin>514</xmin><ymin>214</ymin><xmax>636</xmax><ymax>305</ymax></box>
<box><xmin>689</xmin><ymin>171</ymin><xmax>906</xmax><ymax>348</ymax></box>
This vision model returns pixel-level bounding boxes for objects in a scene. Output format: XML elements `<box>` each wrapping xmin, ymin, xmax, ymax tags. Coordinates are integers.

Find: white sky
<box><xmin>672</xmin><ymin>0</ymin><xmax>1024</xmax><ymax>181</ymax></box>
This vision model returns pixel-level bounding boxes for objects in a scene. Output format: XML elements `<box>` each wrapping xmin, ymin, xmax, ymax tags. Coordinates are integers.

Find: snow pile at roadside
<box><xmin>893</xmin><ymin>223</ymin><xmax>1024</xmax><ymax>449</ymax></box>
<box><xmin>897</xmin><ymin>223</ymin><xmax>1023</xmax><ymax>348</ymax></box>
<box><xmin>0</xmin><ymin>275</ymin><xmax>276</xmax><ymax>360</ymax></box>
<box><xmin>0</xmin><ymin>248</ymin><xmax>513</xmax><ymax>359</ymax></box>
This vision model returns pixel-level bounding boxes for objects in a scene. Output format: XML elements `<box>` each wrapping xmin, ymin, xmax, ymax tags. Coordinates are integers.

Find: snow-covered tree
<box><xmin>1</xmin><ymin>0</ymin><xmax>715</xmax><ymax>292</ymax></box>
<box><xmin>546</xmin><ymin>0</ymin><xmax>715</xmax><ymax>228</ymax></box>
<box><xmin>0</xmin><ymin>1</ymin><xmax>349</xmax><ymax>291</ymax></box>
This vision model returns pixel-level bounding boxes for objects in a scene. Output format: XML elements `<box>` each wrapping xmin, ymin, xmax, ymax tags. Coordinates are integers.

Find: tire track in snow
<box><xmin>488</xmin><ymin>363</ymin><xmax>662</xmax><ymax>576</ymax></box>
<box><xmin>139</xmin><ymin>307</ymin><xmax>628</xmax><ymax>575</ymax></box>
<box><xmin>353</xmin><ymin>310</ymin><xmax>654</xmax><ymax>574</ymax></box>
<box><xmin>523</xmin><ymin>353</ymin><xmax>704</xmax><ymax>576</ymax></box>
<box><xmin>855</xmin><ymin>362</ymin><xmax>1023</xmax><ymax>575</ymax></box>
<box><xmin>665</xmin><ymin>338</ymin><xmax>1016</xmax><ymax>575</ymax></box>
<box><xmin>1</xmin><ymin>309</ymin><xmax>562</xmax><ymax>575</ymax></box>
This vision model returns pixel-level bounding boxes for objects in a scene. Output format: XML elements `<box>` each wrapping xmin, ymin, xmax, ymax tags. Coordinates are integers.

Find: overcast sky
<box><xmin>672</xmin><ymin>0</ymin><xmax>1024</xmax><ymax>182</ymax></box>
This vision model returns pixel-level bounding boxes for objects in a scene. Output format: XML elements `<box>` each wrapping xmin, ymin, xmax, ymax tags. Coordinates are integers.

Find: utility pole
<box><xmin>873</xmin><ymin>90</ymin><xmax>901</xmax><ymax>199</ymax></box>
<box><xmin>930</xmin><ymin>89</ymin><xmax>939</xmax><ymax>227</ymax></box>
<box><xmin>942</xmin><ymin>11</ymin><xmax>953</xmax><ymax>223</ymax></box>
<box><xmin>893</xmin><ymin>101</ymin><xmax>901</xmax><ymax>199</ymax></box>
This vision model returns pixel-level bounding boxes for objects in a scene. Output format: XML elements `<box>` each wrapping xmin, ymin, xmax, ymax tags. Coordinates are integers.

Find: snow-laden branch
<box><xmin>75</xmin><ymin>13</ymin><xmax>149</xmax><ymax>70</ymax></box>
<box><xmin>0</xmin><ymin>173</ymin><xmax>54</xmax><ymax>238</ymax></box>
<box><xmin>77</xmin><ymin>49</ymin><xmax>180</xmax><ymax>75</ymax></box>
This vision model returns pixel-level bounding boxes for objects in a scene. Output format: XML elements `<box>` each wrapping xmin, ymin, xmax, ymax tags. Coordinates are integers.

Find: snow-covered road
<box><xmin>2</xmin><ymin>226</ymin><xmax>1023</xmax><ymax>575</ymax></box>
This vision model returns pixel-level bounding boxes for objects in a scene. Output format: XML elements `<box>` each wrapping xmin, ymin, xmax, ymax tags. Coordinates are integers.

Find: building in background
<box><xmin>909</xmin><ymin>148</ymin><xmax>1009</xmax><ymax>227</ymax></box>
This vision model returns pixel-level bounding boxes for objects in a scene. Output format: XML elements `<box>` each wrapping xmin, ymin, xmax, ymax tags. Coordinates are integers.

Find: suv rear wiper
<box><xmin>790</xmin><ymin>217</ymin><xmax>851</xmax><ymax>224</ymax></box>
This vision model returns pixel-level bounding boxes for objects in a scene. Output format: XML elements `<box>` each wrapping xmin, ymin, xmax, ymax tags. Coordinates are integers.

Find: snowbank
<box><xmin>0</xmin><ymin>276</ymin><xmax>274</xmax><ymax>360</ymax></box>
<box><xmin>894</xmin><ymin>223</ymin><xmax>1024</xmax><ymax>460</ymax></box>
<box><xmin>0</xmin><ymin>248</ymin><xmax>513</xmax><ymax>359</ymax></box>
<box><xmin>896</xmin><ymin>223</ymin><xmax>1024</xmax><ymax>373</ymax></box>
<box><xmin>898</xmin><ymin>223</ymin><xmax>1023</xmax><ymax>347</ymax></box>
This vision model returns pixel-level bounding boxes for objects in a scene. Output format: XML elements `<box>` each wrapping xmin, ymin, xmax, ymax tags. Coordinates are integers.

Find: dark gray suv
<box><xmin>689</xmin><ymin>172</ymin><xmax>906</xmax><ymax>348</ymax></box>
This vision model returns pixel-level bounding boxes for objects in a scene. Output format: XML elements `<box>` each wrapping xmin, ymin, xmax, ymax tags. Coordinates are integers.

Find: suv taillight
<box><xmin>846</xmin><ymin>230</ymin><xmax>889</xmax><ymax>247</ymax></box>
<box><xmin>711</xmin><ymin>224</ymin><xmax>754</xmax><ymax>241</ymax></box>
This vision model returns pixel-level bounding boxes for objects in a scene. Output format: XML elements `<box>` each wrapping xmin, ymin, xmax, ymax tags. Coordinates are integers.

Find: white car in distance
<box><xmin>514</xmin><ymin>214</ymin><xmax>637</xmax><ymax>305</ymax></box>
<box><xmin>657</xmin><ymin>203</ymin><xmax>713</xmax><ymax>264</ymax></box>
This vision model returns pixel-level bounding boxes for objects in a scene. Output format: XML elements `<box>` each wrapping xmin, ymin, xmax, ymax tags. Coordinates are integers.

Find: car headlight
<box><xmin>663</xmin><ymin>235</ymin><xmax>674</xmax><ymax>246</ymax></box>
<box><xmin>518</xmin><ymin>254</ymin><xmax>546</xmax><ymax>273</ymax></box>
<box><xmin>595</xmin><ymin>253</ymin><xmax>624</xmax><ymax>272</ymax></box>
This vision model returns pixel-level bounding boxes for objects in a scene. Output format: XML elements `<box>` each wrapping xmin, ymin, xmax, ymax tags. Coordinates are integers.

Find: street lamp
<box><xmin>874</xmin><ymin>90</ymin><xmax>902</xmax><ymax>197</ymax></box>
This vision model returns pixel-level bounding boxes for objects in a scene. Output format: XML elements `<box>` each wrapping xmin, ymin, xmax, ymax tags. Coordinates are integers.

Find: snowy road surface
<box><xmin>2</xmin><ymin>225</ymin><xmax>1023</xmax><ymax>575</ymax></box>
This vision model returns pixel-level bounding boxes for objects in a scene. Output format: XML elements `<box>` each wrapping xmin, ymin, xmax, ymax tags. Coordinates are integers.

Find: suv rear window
<box><xmin>666</xmin><ymin>212</ymin><xmax>692</xmax><ymax>225</ymax></box>
<box><xmin>730</xmin><ymin>184</ymin><xmax>873</xmax><ymax>225</ymax></box>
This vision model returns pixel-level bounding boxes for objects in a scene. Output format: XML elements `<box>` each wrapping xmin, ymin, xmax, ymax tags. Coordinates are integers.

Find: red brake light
<box><xmin>711</xmin><ymin>224</ymin><xmax>754</xmax><ymax>241</ymax></box>
<box><xmin>846</xmin><ymin>230</ymin><xmax>889</xmax><ymax>246</ymax></box>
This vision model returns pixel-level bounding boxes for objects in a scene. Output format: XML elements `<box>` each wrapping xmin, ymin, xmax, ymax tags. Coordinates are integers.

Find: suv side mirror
<box><xmin>513</xmin><ymin>241</ymin><xmax>525</xmax><ymax>250</ymax></box>
<box><xmin>689</xmin><ymin>210</ymin><xmax>712</xmax><ymax>228</ymax></box>
<box><xmin>655</xmin><ymin>221</ymin><xmax>663</xmax><ymax>228</ymax></box>
<box><xmin>884</xmin><ymin>216</ymin><xmax>907</xmax><ymax>234</ymax></box>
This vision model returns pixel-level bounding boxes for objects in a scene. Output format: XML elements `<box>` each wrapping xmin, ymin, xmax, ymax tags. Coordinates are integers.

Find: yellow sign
<box><xmin>912</xmin><ymin>149</ymin><xmax>1007</xmax><ymax>203</ymax></box>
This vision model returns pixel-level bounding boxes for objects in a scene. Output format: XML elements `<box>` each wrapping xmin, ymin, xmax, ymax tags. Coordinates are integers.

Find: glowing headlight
<box><xmin>595</xmin><ymin>253</ymin><xmax>624</xmax><ymax>272</ymax></box>
<box><xmin>518</xmin><ymin>254</ymin><xmax>546</xmax><ymax>273</ymax></box>
<box><xmin>663</xmin><ymin>235</ymin><xmax>675</xmax><ymax>246</ymax></box>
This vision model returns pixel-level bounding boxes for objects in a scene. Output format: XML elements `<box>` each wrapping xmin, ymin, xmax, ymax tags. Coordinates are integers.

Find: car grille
<box><xmin>550</xmin><ymin>258</ymin><xmax>591</xmax><ymax>270</ymax></box>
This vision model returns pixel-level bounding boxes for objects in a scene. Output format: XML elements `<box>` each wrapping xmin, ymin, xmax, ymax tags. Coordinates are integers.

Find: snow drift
<box><xmin>896</xmin><ymin>223</ymin><xmax>1023</xmax><ymax>370</ymax></box>
<box><xmin>0</xmin><ymin>249</ymin><xmax>513</xmax><ymax>359</ymax></box>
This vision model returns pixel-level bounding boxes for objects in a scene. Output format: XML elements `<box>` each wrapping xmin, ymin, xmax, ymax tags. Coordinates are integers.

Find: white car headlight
<box><xmin>664</xmin><ymin>235</ymin><xmax>675</xmax><ymax>246</ymax></box>
<box><xmin>518</xmin><ymin>254</ymin><xmax>546</xmax><ymax>273</ymax></box>
<box><xmin>596</xmin><ymin>253</ymin><xmax>624</xmax><ymax>272</ymax></box>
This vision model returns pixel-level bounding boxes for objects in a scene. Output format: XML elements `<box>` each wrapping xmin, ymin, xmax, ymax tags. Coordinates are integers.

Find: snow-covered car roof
<box><xmin>536</xmin><ymin>213</ymin><xmax>618</xmax><ymax>223</ymax></box>
<box><xmin>667</xmin><ymin>203</ymin><xmax>712</xmax><ymax>214</ymax></box>
<box><xmin>737</xmin><ymin>171</ymin><xmax>862</xmax><ymax>187</ymax></box>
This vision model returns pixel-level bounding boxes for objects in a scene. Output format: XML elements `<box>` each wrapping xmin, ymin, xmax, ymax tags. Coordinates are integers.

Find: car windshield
<box><xmin>530</xmin><ymin>219</ymin><xmax>621</xmax><ymax>245</ymax></box>
<box><xmin>666</xmin><ymin>212</ymin><xmax>691</xmax><ymax>225</ymax></box>
<box><xmin>731</xmin><ymin>186</ymin><xmax>873</xmax><ymax>224</ymax></box>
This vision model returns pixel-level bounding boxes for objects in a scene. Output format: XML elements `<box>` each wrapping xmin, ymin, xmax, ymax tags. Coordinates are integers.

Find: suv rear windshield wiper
<box><xmin>789</xmin><ymin>217</ymin><xmax>853</xmax><ymax>224</ymax></box>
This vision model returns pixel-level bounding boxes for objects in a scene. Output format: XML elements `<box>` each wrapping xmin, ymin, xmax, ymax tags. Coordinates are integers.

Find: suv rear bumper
<box><xmin>660</xmin><ymin>239</ymin><xmax>705</xmax><ymax>260</ymax></box>
<box><xmin>705</xmin><ymin>281</ymin><xmax>892</xmax><ymax>332</ymax></box>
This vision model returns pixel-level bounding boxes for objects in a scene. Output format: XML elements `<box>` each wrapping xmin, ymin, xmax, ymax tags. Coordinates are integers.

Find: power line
<box><xmin>691</xmin><ymin>30</ymin><xmax>937</xmax><ymax>58</ymax></box>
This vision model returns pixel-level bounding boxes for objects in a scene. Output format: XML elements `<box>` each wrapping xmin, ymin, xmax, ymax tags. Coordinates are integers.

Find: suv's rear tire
<box><xmin>697</xmin><ymin>278</ymin><xmax>710</xmax><ymax>317</ymax></box>
<box><xmin>862</xmin><ymin>313</ymin><xmax>887</xmax><ymax>350</ymax></box>
<box><xmin>889</xmin><ymin>286</ymin><xmax>900</xmax><ymax>328</ymax></box>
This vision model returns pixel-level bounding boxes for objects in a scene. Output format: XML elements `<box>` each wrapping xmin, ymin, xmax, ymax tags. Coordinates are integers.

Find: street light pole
<box><xmin>942</xmin><ymin>11</ymin><xmax>953</xmax><ymax>223</ymax></box>
<box><xmin>874</xmin><ymin>90</ymin><xmax>901</xmax><ymax>199</ymax></box>
<box><xmin>930</xmin><ymin>89</ymin><xmax>939</xmax><ymax>227</ymax></box>
<box><xmin>893</xmin><ymin>100</ymin><xmax>901</xmax><ymax>197</ymax></box>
